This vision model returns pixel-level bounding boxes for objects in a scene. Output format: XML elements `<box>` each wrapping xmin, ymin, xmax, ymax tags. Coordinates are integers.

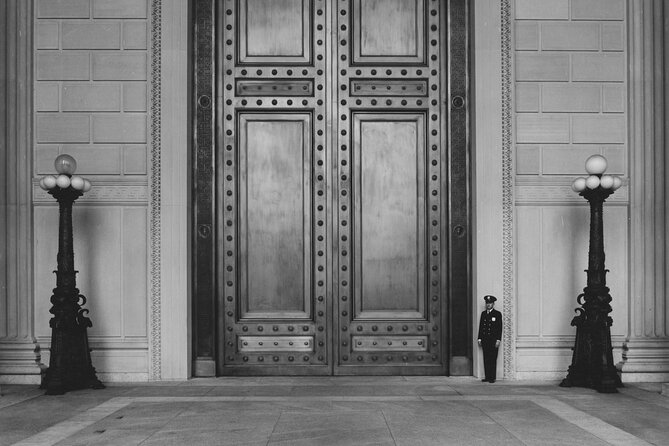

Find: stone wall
<box><xmin>32</xmin><ymin>0</ymin><xmax>151</xmax><ymax>381</ymax></box>
<box><xmin>513</xmin><ymin>0</ymin><xmax>629</xmax><ymax>379</ymax></box>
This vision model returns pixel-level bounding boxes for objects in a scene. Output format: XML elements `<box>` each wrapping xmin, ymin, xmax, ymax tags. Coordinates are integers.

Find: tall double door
<box><xmin>194</xmin><ymin>0</ymin><xmax>469</xmax><ymax>375</ymax></box>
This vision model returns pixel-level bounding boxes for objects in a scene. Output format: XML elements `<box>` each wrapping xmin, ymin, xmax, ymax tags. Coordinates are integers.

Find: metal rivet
<box><xmin>402</xmin><ymin>325</ymin><xmax>408</xmax><ymax>331</ymax></box>
<box><xmin>258</xmin><ymin>326</ymin><xmax>263</xmax><ymax>331</ymax></box>
<box><xmin>258</xmin><ymin>356</ymin><xmax>264</xmax><ymax>361</ymax></box>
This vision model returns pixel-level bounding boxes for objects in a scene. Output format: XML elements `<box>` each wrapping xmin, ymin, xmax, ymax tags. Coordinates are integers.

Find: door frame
<box><xmin>191</xmin><ymin>0</ymin><xmax>472</xmax><ymax>376</ymax></box>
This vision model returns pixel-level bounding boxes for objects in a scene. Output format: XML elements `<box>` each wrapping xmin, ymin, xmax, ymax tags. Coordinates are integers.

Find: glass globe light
<box><xmin>571</xmin><ymin>177</ymin><xmax>587</xmax><ymax>192</ymax></box>
<box><xmin>43</xmin><ymin>175</ymin><xmax>57</xmax><ymax>189</ymax></box>
<box><xmin>56</xmin><ymin>174</ymin><xmax>71</xmax><ymax>189</ymax></box>
<box><xmin>585</xmin><ymin>175</ymin><xmax>601</xmax><ymax>189</ymax></box>
<box><xmin>599</xmin><ymin>175</ymin><xmax>614</xmax><ymax>189</ymax></box>
<box><xmin>54</xmin><ymin>154</ymin><xmax>77</xmax><ymax>175</ymax></box>
<box><xmin>585</xmin><ymin>155</ymin><xmax>607</xmax><ymax>175</ymax></box>
<box><xmin>612</xmin><ymin>176</ymin><xmax>622</xmax><ymax>190</ymax></box>
<box><xmin>70</xmin><ymin>176</ymin><xmax>85</xmax><ymax>190</ymax></box>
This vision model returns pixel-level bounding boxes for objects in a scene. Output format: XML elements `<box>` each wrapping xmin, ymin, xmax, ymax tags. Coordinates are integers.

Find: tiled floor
<box><xmin>1</xmin><ymin>378</ymin><xmax>668</xmax><ymax>445</ymax></box>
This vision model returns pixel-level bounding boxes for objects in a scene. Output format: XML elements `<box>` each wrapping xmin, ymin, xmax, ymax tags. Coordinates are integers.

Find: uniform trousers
<box><xmin>481</xmin><ymin>339</ymin><xmax>499</xmax><ymax>381</ymax></box>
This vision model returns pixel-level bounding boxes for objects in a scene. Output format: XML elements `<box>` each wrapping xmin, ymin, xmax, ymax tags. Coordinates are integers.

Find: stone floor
<box><xmin>1</xmin><ymin>377</ymin><xmax>668</xmax><ymax>446</ymax></box>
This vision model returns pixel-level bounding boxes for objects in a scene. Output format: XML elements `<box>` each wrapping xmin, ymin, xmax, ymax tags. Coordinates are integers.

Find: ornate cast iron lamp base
<box><xmin>559</xmin><ymin>184</ymin><xmax>623</xmax><ymax>393</ymax></box>
<box><xmin>40</xmin><ymin>186</ymin><xmax>104</xmax><ymax>395</ymax></box>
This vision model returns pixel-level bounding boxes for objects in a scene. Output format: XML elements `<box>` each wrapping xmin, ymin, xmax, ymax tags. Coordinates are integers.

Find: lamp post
<box><xmin>38</xmin><ymin>154</ymin><xmax>104</xmax><ymax>395</ymax></box>
<box><xmin>560</xmin><ymin>155</ymin><xmax>623</xmax><ymax>393</ymax></box>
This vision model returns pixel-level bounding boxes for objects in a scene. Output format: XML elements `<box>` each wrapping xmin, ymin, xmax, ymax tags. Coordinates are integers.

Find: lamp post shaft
<box><xmin>560</xmin><ymin>188</ymin><xmax>622</xmax><ymax>393</ymax></box>
<box><xmin>41</xmin><ymin>187</ymin><xmax>103</xmax><ymax>395</ymax></box>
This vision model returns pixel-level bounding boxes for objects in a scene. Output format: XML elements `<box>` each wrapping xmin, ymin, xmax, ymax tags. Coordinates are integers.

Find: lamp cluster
<box><xmin>38</xmin><ymin>154</ymin><xmax>92</xmax><ymax>192</ymax></box>
<box><xmin>571</xmin><ymin>155</ymin><xmax>622</xmax><ymax>193</ymax></box>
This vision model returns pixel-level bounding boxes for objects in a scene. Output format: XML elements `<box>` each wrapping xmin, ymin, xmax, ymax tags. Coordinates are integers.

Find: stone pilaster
<box><xmin>621</xmin><ymin>0</ymin><xmax>669</xmax><ymax>382</ymax></box>
<box><xmin>0</xmin><ymin>0</ymin><xmax>44</xmax><ymax>384</ymax></box>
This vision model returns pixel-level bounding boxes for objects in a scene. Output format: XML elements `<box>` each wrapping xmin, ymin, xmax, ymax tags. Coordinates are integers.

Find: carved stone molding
<box><xmin>501</xmin><ymin>0</ymin><xmax>515</xmax><ymax>380</ymax></box>
<box><xmin>33</xmin><ymin>182</ymin><xmax>149</xmax><ymax>204</ymax></box>
<box><xmin>622</xmin><ymin>0</ymin><xmax>669</xmax><ymax>381</ymax></box>
<box><xmin>0</xmin><ymin>0</ymin><xmax>43</xmax><ymax>382</ymax></box>
<box><xmin>149</xmin><ymin>0</ymin><xmax>163</xmax><ymax>381</ymax></box>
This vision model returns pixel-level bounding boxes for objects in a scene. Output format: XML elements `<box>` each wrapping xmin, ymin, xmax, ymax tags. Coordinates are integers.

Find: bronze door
<box><xmin>194</xmin><ymin>0</ymin><xmax>470</xmax><ymax>376</ymax></box>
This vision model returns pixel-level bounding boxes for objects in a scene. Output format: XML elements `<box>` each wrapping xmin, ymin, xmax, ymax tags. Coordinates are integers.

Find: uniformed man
<box><xmin>477</xmin><ymin>295</ymin><xmax>502</xmax><ymax>383</ymax></box>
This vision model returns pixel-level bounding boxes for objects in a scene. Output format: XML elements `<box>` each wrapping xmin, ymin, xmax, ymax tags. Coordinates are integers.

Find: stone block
<box><xmin>602</xmin><ymin>23</ymin><xmax>624</xmax><ymax>51</ymax></box>
<box><xmin>35</xmin><ymin>145</ymin><xmax>61</xmax><ymax>174</ymax></box>
<box><xmin>603</xmin><ymin>84</ymin><xmax>625</xmax><ymax>113</ymax></box>
<box><xmin>542</xmin><ymin>146</ymin><xmax>594</xmax><ymax>174</ymax></box>
<box><xmin>36</xmin><ymin>52</ymin><xmax>89</xmax><ymax>80</ymax></box>
<box><xmin>542</xmin><ymin>84</ymin><xmax>601</xmax><ymax>113</ymax></box>
<box><xmin>516</xmin><ymin>53</ymin><xmax>570</xmax><ymax>81</ymax></box>
<box><xmin>124</xmin><ymin>145</ymin><xmax>148</xmax><ymax>174</ymax></box>
<box><xmin>516</xmin><ymin>145</ymin><xmax>541</xmax><ymax>174</ymax></box>
<box><xmin>92</xmin><ymin>53</ymin><xmax>147</xmax><ymax>81</ymax></box>
<box><xmin>515</xmin><ymin>0</ymin><xmax>569</xmax><ymax>20</ymax></box>
<box><xmin>602</xmin><ymin>146</ymin><xmax>626</xmax><ymax>174</ymax></box>
<box><xmin>62</xmin><ymin>83</ymin><xmax>121</xmax><ymax>111</ymax></box>
<box><xmin>123</xmin><ymin>83</ymin><xmax>147</xmax><ymax>111</ymax></box>
<box><xmin>36</xmin><ymin>22</ymin><xmax>59</xmax><ymax>50</ymax></box>
<box><xmin>515</xmin><ymin>83</ymin><xmax>540</xmax><ymax>112</ymax></box>
<box><xmin>515</xmin><ymin>22</ymin><xmax>539</xmax><ymax>51</ymax></box>
<box><xmin>35</xmin><ymin>83</ymin><xmax>60</xmax><ymax>112</ymax></box>
<box><xmin>572</xmin><ymin>0</ymin><xmax>625</xmax><ymax>20</ymax></box>
<box><xmin>36</xmin><ymin>114</ymin><xmax>90</xmax><ymax>143</ymax></box>
<box><xmin>516</xmin><ymin>115</ymin><xmax>570</xmax><ymax>143</ymax></box>
<box><xmin>123</xmin><ymin>21</ymin><xmax>147</xmax><ymax>50</ymax></box>
<box><xmin>541</xmin><ymin>23</ymin><xmax>600</xmax><ymax>51</ymax></box>
<box><xmin>572</xmin><ymin>54</ymin><xmax>625</xmax><ymax>81</ymax></box>
<box><xmin>60</xmin><ymin>145</ymin><xmax>122</xmax><ymax>173</ymax></box>
<box><xmin>93</xmin><ymin>0</ymin><xmax>147</xmax><ymax>18</ymax></box>
<box><xmin>62</xmin><ymin>21</ymin><xmax>121</xmax><ymax>49</ymax></box>
<box><xmin>92</xmin><ymin>114</ymin><xmax>147</xmax><ymax>143</ymax></box>
<box><xmin>572</xmin><ymin>115</ymin><xmax>626</xmax><ymax>143</ymax></box>
<box><xmin>37</xmin><ymin>0</ymin><xmax>90</xmax><ymax>18</ymax></box>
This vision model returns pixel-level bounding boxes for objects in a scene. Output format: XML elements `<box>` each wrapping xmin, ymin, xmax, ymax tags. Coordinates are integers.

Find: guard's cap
<box><xmin>483</xmin><ymin>295</ymin><xmax>497</xmax><ymax>303</ymax></box>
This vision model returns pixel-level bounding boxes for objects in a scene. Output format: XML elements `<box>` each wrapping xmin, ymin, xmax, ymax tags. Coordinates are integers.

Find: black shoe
<box><xmin>481</xmin><ymin>379</ymin><xmax>488</xmax><ymax>382</ymax></box>
<box><xmin>488</xmin><ymin>379</ymin><xmax>495</xmax><ymax>383</ymax></box>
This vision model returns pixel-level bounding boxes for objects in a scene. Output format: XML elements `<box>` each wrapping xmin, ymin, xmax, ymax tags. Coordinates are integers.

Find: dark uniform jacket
<box><xmin>477</xmin><ymin>309</ymin><xmax>502</xmax><ymax>342</ymax></box>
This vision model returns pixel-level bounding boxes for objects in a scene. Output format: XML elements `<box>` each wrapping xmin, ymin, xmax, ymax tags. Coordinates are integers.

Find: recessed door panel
<box><xmin>352</xmin><ymin>113</ymin><xmax>426</xmax><ymax>317</ymax></box>
<box><xmin>353</xmin><ymin>0</ymin><xmax>426</xmax><ymax>65</ymax></box>
<box><xmin>238</xmin><ymin>113</ymin><xmax>312</xmax><ymax>318</ymax></box>
<box><xmin>238</xmin><ymin>0</ymin><xmax>312</xmax><ymax>64</ymax></box>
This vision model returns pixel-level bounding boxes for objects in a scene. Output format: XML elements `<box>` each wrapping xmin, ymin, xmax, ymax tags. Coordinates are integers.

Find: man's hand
<box><xmin>495</xmin><ymin>340</ymin><xmax>500</xmax><ymax>348</ymax></box>
<box><xmin>477</xmin><ymin>339</ymin><xmax>481</xmax><ymax>347</ymax></box>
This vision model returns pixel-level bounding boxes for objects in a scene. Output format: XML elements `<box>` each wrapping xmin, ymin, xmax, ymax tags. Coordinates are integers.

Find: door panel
<box><xmin>334</xmin><ymin>0</ymin><xmax>445</xmax><ymax>373</ymax></box>
<box><xmin>217</xmin><ymin>0</ymin><xmax>329</xmax><ymax>375</ymax></box>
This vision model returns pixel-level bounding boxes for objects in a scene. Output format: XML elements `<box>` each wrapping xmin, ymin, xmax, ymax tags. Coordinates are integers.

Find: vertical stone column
<box><xmin>0</xmin><ymin>0</ymin><xmax>44</xmax><ymax>383</ymax></box>
<box><xmin>621</xmin><ymin>0</ymin><xmax>669</xmax><ymax>382</ymax></box>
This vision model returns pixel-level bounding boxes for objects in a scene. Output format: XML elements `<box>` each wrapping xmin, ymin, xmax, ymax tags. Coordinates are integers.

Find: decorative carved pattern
<box><xmin>500</xmin><ymin>0</ymin><xmax>515</xmax><ymax>380</ymax></box>
<box><xmin>33</xmin><ymin>183</ymin><xmax>149</xmax><ymax>203</ymax></box>
<box><xmin>515</xmin><ymin>185</ymin><xmax>629</xmax><ymax>204</ymax></box>
<box><xmin>149</xmin><ymin>0</ymin><xmax>162</xmax><ymax>381</ymax></box>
